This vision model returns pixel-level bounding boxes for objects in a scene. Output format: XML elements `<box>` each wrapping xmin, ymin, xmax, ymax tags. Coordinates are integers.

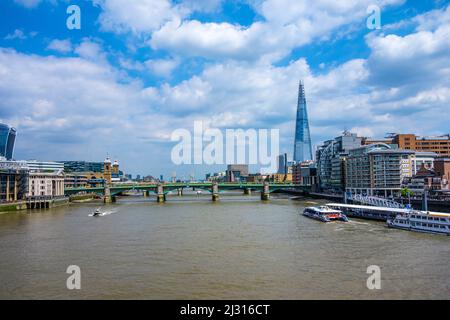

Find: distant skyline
<box><xmin>0</xmin><ymin>0</ymin><xmax>449</xmax><ymax>177</ymax></box>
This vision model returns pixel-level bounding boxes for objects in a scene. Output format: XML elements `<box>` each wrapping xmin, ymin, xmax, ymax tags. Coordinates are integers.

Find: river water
<box><xmin>0</xmin><ymin>193</ymin><xmax>449</xmax><ymax>299</ymax></box>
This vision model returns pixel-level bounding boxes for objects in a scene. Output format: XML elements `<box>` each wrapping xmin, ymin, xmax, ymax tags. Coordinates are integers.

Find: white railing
<box><xmin>347</xmin><ymin>193</ymin><xmax>405</xmax><ymax>208</ymax></box>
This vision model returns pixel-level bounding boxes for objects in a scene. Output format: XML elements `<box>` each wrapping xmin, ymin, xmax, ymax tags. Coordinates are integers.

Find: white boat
<box><xmin>92</xmin><ymin>207</ymin><xmax>102</xmax><ymax>217</ymax></box>
<box><xmin>302</xmin><ymin>206</ymin><xmax>349</xmax><ymax>223</ymax></box>
<box><xmin>327</xmin><ymin>203</ymin><xmax>410</xmax><ymax>221</ymax></box>
<box><xmin>387</xmin><ymin>211</ymin><xmax>450</xmax><ymax>235</ymax></box>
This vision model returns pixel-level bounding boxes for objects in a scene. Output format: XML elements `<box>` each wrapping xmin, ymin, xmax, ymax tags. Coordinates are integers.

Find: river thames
<box><xmin>0</xmin><ymin>193</ymin><xmax>449</xmax><ymax>299</ymax></box>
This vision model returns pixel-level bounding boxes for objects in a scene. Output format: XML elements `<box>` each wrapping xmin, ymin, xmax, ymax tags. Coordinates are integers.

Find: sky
<box><xmin>0</xmin><ymin>0</ymin><xmax>449</xmax><ymax>179</ymax></box>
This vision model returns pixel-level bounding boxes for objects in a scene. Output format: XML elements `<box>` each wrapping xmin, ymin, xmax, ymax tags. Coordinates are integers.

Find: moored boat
<box><xmin>387</xmin><ymin>211</ymin><xmax>450</xmax><ymax>235</ymax></box>
<box><xmin>302</xmin><ymin>206</ymin><xmax>349</xmax><ymax>222</ymax></box>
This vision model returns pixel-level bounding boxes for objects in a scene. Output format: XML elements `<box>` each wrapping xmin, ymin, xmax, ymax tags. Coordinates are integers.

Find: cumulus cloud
<box><xmin>94</xmin><ymin>0</ymin><xmax>183</xmax><ymax>34</ymax></box>
<box><xmin>4</xmin><ymin>29</ymin><xmax>27</xmax><ymax>40</ymax></box>
<box><xmin>150</xmin><ymin>0</ymin><xmax>405</xmax><ymax>62</ymax></box>
<box><xmin>13</xmin><ymin>0</ymin><xmax>42</xmax><ymax>8</ymax></box>
<box><xmin>145</xmin><ymin>57</ymin><xmax>179</xmax><ymax>78</ymax></box>
<box><xmin>47</xmin><ymin>39</ymin><xmax>73</xmax><ymax>54</ymax></box>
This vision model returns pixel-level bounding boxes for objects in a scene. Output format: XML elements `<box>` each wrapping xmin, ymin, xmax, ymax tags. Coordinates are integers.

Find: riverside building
<box><xmin>316</xmin><ymin>131</ymin><xmax>362</xmax><ymax>192</ymax></box>
<box><xmin>363</xmin><ymin>133</ymin><xmax>450</xmax><ymax>157</ymax></box>
<box><xmin>0</xmin><ymin>159</ymin><xmax>29</xmax><ymax>202</ymax></box>
<box><xmin>346</xmin><ymin>143</ymin><xmax>415</xmax><ymax>197</ymax></box>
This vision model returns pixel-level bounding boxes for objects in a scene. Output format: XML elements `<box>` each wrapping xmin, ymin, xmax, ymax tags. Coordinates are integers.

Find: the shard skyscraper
<box><xmin>293</xmin><ymin>81</ymin><xmax>313</xmax><ymax>163</ymax></box>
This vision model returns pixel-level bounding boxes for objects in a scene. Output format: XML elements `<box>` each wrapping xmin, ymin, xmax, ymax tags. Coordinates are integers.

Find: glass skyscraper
<box><xmin>0</xmin><ymin>123</ymin><xmax>16</xmax><ymax>160</ymax></box>
<box><xmin>293</xmin><ymin>81</ymin><xmax>313</xmax><ymax>163</ymax></box>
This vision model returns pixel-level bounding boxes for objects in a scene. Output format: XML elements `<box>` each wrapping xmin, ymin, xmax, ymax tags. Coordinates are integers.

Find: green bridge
<box><xmin>65</xmin><ymin>182</ymin><xmax>310</xmax><ymax>203</ymax></box>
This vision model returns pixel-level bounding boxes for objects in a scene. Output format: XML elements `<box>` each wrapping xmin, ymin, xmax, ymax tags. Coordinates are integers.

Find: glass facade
<box><xmin>62</xmin><ymin>161</ymin><xmax>104</xmax><ymax>173</ymax></box>
<box><xmin>293</xmin><ymin>81</ymin><xmax>313</xmax><ymax>163</ymax></box>
<box><xmin>0</xmin><ymin>123</ymin><xmax>16</xmax><ymax>160</ymax></box>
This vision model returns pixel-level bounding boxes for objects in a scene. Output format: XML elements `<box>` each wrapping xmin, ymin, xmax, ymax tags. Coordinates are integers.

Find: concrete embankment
<box><xmin>0</xmin><ymin>195</ymin><xmax>98</xmax><ymax>214</ymax></box>
<box><xmin>69</xmin><ymin>194</ymin><xmax>98</xmax><ymax>203</ymax></box>
<box><xmin>0</xmin><ymin>201</ymin><xmax>28</xmax><ymax>213</ymax></box>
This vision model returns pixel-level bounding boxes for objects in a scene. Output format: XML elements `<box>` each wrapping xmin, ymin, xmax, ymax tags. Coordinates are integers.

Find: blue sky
<box><xmin>0</xmin><ymin>0</ymin><xmax>449</xmax><ymax>178</ymax></box>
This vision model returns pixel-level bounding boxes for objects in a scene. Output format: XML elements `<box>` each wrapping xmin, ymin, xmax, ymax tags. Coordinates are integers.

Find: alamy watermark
<box><xmin>171</xmin><ymin>121</ymin><xmax>279</xmax><ymax>173</ymax></box>
<box><xmin>366</xmin><ymin>265</ymin><xmax>381</xmax><ymax>290</ymax></box>
<box><xmin>66</xmin><ymin>5</ymin><xmax>81</xmax><ymax>30</ymax></box>
<box><xmin>66</xmin><ymin>265</ymin><xmax>81</xmax><ymax>290</ymax></box>
<box><xmin>367</xmin><ymin>5</ymin><xmax>381</xmax><ymax>30</ymax></box>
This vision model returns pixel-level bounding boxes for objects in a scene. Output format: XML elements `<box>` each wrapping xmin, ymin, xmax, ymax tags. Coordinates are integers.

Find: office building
<box><xmin>226</xmin><ymin>165</ymin><xmax>249</xmax><ymax>182</ymax></box>
<box><xmin>363</xmin><ymin>133</ymin><xmax>450</xmax><ymax>157</ymax></box>
<box><xmin>0</xmin><ymin>160</ymin><xmax>29</xmax><ymax>202</ymax></box>
<box><xmin>277</xmin><ymin>154</ymin><xmax>288</xmax><ymax>174</ymax></box>
<box><xmin>293</xmin><ymin>81</ymin><xmax>313</xmax><ymax>162</ymax></box>
<box><xmin>393</xmin><ymin>134</ymin><xmax>450</xmax><ymax>156</ymax></box>
<box><xmin>292</xmin><ymin>161</ymin><xmax>317</xmax><ymax>187</ymax></box>
<box><xmin>26</xmin><ymin>160</ymin><xmax>64</xmax><ymax>173</ymax></box>
<box><xmin>316</xmin><ymin>131</ymin><xmax>362</xmax><ymax>191</ymax></box>
<box><xmin>346</xmin><ymin>143</ymin><xmax>414</xmax><ymax>197</ymax></box>
<box><xmin>0</xmin><ymin>123</ymin><xmax>16</xmax><ymax>160</ymax></box>
<box><xmin>62</xmin><ymin>161</ymin><xmax>104</xmax><ymax>173</ymax></box>
<box><xmin>64</xmin><ymin>174</ymin><xmax>88</xmax><ymax>189</ymax></box>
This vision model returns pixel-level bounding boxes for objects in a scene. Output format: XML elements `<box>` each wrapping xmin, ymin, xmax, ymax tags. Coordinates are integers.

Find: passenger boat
<box><xmin>387</xmin><ymin>211</ymin><xmax>450</xmax><ymax>235</ymax></box>
<box><xmin>302</xmin><ymin>206</ymin><xmax>349</xmax><ymax>222</ymax></box>
<box><xmin>326</xmin><ymin>203</ymin><xmax>409</xmax><ymax>221</ymax></box>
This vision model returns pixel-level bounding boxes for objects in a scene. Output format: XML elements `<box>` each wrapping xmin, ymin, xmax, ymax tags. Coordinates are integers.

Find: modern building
<box><xmin>64</xmin><ymin>174</ymin><xmax>88</xmax><ymax>189</ymax></box>
<box><xmin>226</xmin><ymin>164</ymin><xmax>249</xmax><ymax>182</ymax></box>
<box><xmin>277</xmin><ymin>153</ymin><xmax>288</xmax><ymax>174</ymax></box>
<box><xmin>292</xmin><ymin>161</ymin><xmax>317</xmax><ymax>187</ymax></box>
<box><xmin>26</xmin><ymin>160</ymin><xmax>64</xmax><ymax>173</ymax></box>
<box><xmin>363</xmin><ymin>133</ymin><xmax>450</xmax><ymax>157</ymax></box>
<box><xmin>316</xmin><ymin>131</ymin><xmax>362</xmax><ymax>191</ymax></box>
<box><xmin>0</xmin><ymin>123</ymin><xmax>17</xmax><ymax>160</ymax></box>
<box><xmin>346</xmin><ymin>143</ymin><xmax>415</xmax><ymax>197</ymax></box>
<box><xmin>392</xmin><ymin>134</ymin><xmax>450</xmax><ymax>156</ymax></box>
<box><xmin>293</xmin><ymin>81</ymin><xmax>313</xmax><ymax>163</ymax></box>
<box><xmin>61</xmin><ymin>161</ymin><xmax>104</xmax><ymax>173</ymax></box>
<box><xmin>0</xmin><ymin>160</ymin><xmax>29</xmax><ymax>202</ymax></box>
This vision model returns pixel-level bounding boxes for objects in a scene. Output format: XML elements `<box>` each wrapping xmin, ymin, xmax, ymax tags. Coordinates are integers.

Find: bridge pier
<box><xmin>212</xmin><ymin>183</ymin><xmax>219</xmax><ymax>201</ymax></box>
<box><xmin>157</xmin><ymin>184</ymin><xmax>166</xmax><ymax>203</ymax></box>
<box><xmin>103</xmin><ymin>187</ymin><xmax>115</xmax><ymax>203</ymax></box>
<box><xmin>177</xmin><ymin>188</ymin><xmax>183</xmax><ymax>196</ymax></box>
<box><xmin>261</xmin><ymin>183</ymin><xmax>270</xmax><ymax>201</ymax></box>
<box><xmin>244</xmin><ymin>188</ymin><xmax>252</xmax><ymax>195</ymax></box>
<box><xmin>143</xmin><ymin>190</ymin><xmax>150</xmax><ymax>197</ymax></box>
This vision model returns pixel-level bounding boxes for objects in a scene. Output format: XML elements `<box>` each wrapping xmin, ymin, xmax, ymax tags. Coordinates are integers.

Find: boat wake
<box><xmin>88</xmin><ymin>209</ymin><xmax>117</xmax><ymax>217</ymax></box>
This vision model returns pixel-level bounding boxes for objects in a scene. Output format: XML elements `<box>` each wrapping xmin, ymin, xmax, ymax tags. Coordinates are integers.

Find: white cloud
<box><xmin>94</xmin><ymin>0</ymin><xmax>182</xmax><ymax>34</ymax></box>
<box><xmin>150</xmin><ymin>0</ymin><xmax>405</xmax><ymax>62</ymax></box>
<box><xmin>47</xmin><ymin>39</ymin><xmax>73</xmax><ymax>54</ymax></box>
<box><xmin>74</xmin><ymin>39</ymin><xmax>106</xmax><ymax>62</ymax></box>
<box><xmin>4</xmin><ymin>29</ymin><xmax>27</xmax><ymax>40</ymax></box>
<box><xmin>145</xmin><ymin>57</ymin><xmax>179</xmax><ymax>78</ymax></box>
<box><xmin>13</xmin><ymin>0</ymin><xmax>42</xmax><ymax>8</ymax></box>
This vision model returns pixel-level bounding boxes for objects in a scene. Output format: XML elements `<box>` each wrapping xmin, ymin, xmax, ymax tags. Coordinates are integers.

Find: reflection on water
<box><xmin>0</xmin><ymin>194</ymin><xmax>449</xmax><ymax>299</ymax></box>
